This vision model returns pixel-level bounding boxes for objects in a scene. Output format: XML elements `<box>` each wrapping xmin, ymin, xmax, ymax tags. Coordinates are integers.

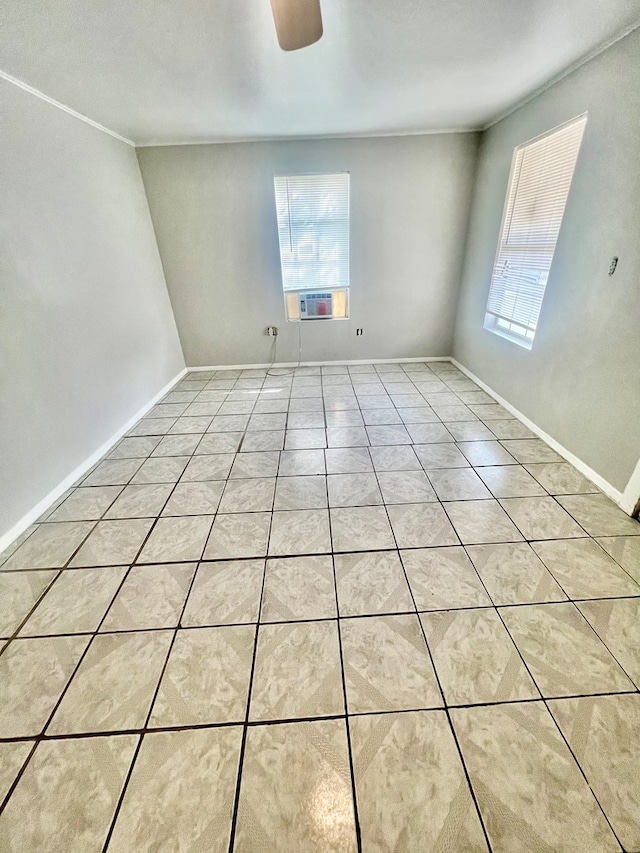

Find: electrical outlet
<box><xmin>267</xmin><ymin>326</ymin><xmax>279</xmax><ymax>336</ymax></box>
<box><xmin>356</xmin><ymin>328</ymin><xmax>363</xmax><ymax>336</ymax></box>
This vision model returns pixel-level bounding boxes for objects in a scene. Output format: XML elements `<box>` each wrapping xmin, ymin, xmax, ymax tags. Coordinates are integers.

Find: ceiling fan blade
<box><xmin>270</xmin><ymin>0</ymin><xmax>323</xmax><ymax>51</ymax></box>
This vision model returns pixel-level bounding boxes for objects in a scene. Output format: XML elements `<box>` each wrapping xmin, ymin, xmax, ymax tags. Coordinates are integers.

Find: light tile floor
<box><xmin>1</xmin><ymin>360</ymin><xmax>639</xmax><ymax>852</ymax></box>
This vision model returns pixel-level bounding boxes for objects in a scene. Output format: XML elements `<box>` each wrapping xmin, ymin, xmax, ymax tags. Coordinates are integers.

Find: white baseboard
<box><xmin>620</xmin><ymin>457</ymin><xmax>640</xmax><ymax>515</ymax></box>
<box><xmin>187</xmin><ymin>356</ymin><xmax>450</xmax><ymax>371</ymax></box>
<box><xmin>0</xmin><ymin>368</ymin><xmax>187</xmax><ymax>555</ymax></box>
<box><xmin>449</xmin><ymin>358</ymin><xmax>629</xmax><ymax>511</ymax></box>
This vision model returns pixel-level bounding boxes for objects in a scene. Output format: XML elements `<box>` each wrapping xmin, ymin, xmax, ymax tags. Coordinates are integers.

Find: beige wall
<box><xmin>0</xmin><ymin>79</ymin><xmax>185</xmax><ymax>538</ymax></box>
<box><xmin>137</xmin><ymin>133</ymin><xmax>479</xmax><ymax>366</ymax></box>
<box><xmin>453</xmin><ymin>29</ymin><xmax>640</xmax><ymax>493</ymax></box>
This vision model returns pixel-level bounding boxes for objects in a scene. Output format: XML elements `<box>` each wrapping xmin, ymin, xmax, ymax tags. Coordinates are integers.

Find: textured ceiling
<box><xmin>1</xmin><ymin>0</ymin><xmax>639</xmax><ymax>144</ymax></box>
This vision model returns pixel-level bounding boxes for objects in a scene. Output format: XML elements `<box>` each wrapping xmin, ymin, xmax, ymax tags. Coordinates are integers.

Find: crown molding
<box><xmin>482</xmin><ymin>20</ymin><xmax>640</xmax><ymax>131</ymax></box>
<box><xmin>0</xmin><ymin>69</ymin><xmax>135</xmax><ymax>146</ymax></box>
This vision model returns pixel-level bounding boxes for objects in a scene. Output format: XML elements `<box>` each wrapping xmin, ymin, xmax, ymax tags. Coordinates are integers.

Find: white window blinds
<box><xmin>484</xmin><ymin>114</ymin><xmax>587</xmax><ymax>347</ymax></box>
<box><xmin>274</xmin><ymin>172</ymin><xmax>350</xmax><ymax>292</ymax></box>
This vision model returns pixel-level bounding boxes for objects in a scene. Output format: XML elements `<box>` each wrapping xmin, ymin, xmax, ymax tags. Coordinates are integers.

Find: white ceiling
<box><xmin>1</xmin><ymin>0</ymin><xmax>639</xmax><ymax>145</ymax></box>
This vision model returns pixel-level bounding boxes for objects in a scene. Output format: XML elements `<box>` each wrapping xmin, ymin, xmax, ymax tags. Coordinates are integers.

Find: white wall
<box><xmin>453</xmin><ymin>29</ymin><xmax>640</xmax><ymax>495</ymax></box>
<box><xmin>0</xmin><ymin>79</ymin><xmax>185</xmax><ymax>539</ymax></box>
<box><xmin>137</xmin><ymin>133</ymin><xmax>479</xmax><ymax>366</ymax></box>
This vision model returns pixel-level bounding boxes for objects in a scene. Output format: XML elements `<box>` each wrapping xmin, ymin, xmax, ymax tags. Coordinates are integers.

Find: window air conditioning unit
<box><xmin>299</xmin><ymin>291</ymin><xmax>334</xmax><ymax>319</ymax></box>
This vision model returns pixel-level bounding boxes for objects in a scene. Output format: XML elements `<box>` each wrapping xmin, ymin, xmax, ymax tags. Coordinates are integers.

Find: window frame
<box><xmin>273</xmin><ymin>171</ymin><xmax>350</xmax><ymax>322</ymax></box>
<box><xmin>483</xmin><ymin>114</ymin><xmax>587</xmax><ymax>350</ymax></box>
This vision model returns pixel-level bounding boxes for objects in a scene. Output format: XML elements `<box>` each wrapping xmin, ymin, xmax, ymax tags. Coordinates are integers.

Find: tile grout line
<box><xmin>99</xmin><ymin>555</ymin><xmax>203</xmax><ymax>852</ymax></box>
<box><xmin>478</xmin><ymin>566</ymin><xmax>628</xmax><ymax>851</ymax></box>
<box><xmin>331</xmin><ymin>550</ymin><xmax>364</xmax><ymax>853</ymax></box>
<box><xmin>225</xmin><ymin>552</ymin><xmax>269</xmax><ymax>852</ymax></box>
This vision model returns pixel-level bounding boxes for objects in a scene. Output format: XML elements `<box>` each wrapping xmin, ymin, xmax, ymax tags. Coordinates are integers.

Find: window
<box><xmin>274</xmin><ymin>172</ymin><xmax>350</xmax><ymax>320</ymax></box>
<box><xmin>484</xmin><ymin>114</ymin><xmax>587</xmax><ymax>348</ymax></box>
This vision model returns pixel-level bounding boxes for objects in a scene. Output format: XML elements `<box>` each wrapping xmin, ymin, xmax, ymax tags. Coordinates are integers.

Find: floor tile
<box><xmin>45</xmin><ymin>486</ymin><xmax>123</xmax><ymax>522</ymax></box>
<box><xmin>20</xmin><ymin>567</ymin><xmax>126</xmax><ymax>635</ymax></box>
<box><xmin>334</xmin><ymin>550</ymin><xmax>413</xmax><ymax>616</ymax></box>
<box><xmin>0</xmin><ymin>635</ymin><xmax>90</xmax><ymax>737</ymax></box>
<box><xmin>413</xmin><ymin>443</ymin><xmax>470</xmax><ymax>469</ymax></box>
<box><xmin>151</xmin><ymin>433</ymin><xmax>200</xmax><ymax>456</ymax></box>
<box><xmin>228</xmin><ymin>450</ymin><xmax>280</xmax><ymax>478</ymax></box>
<box><xmin>0</xmin><ymin>571</ymin><xmax>56</xmax><ymax>637</ymax></box>
<box><xmin>261</xmin><ymin>555</ymin><xmax>337</xmax><ymax>621</ymax></box>
<box><xmin>274</xmin><ymin>475</ymin><xmax>328</xmax><ymax>510</ymax></box>
<box><xmin>330</xmin><ymin>506</ymin><xmax>395</xmax><ymax>552</ymax></box>
<box><xmin>485</xmin><ymin>419</ymin><xmax>535</xmax><ymax>439</ymax></box>
<box><xmin>181</xmin><ymin>453</ymin><xmax>235</xmax><ymax>481</ymax></box>
<box><xmin>137</xmin><ymin>515</ymin><xmax>213</xmax><ymax>563</ymax></box>
<box><xmin>240</xmin><ymin>429</ymin><xmax>285</xmax><ymax>452</ymax></box>
<box><xmin>107</xmin><ymin>727</ymin><xmax>241</xmax><ymax>852</ymax></box>
<box><xmin>362</xmin><ymin>408</ymin><xmax>403</xmax><ymax>425</ymax></box>
<box><xmin>369</xmin><ymin>444</ymin><xmax>421</xmax><ymax>471</ymax></box>
<box><xmin>48</xmin><ymin>631</ymin><xmax>173</xmax><ymax>734</ymax></box>
<box><xmin>556</xmin><ymin>494</ymin><xmax>640</xmax><ymax>537</ymax></box>
<box><xmin>268</xmin><ymin>509</ymin><xmax>331</xmax><ymax>556</ymax></box>
<box><xmin>285</xmin><ymin>428</ymin><xmax>327</xmax><ymax>450</ymax></box>
<box><xmin>248</xmin><ymin>412</ymin><xmax>287</xmax><ymax>431</ymax></box>
<box><xmin>101</xmin><ymin>563</ymin><xmax>196</xmax><ymax>630</ymax></box>
<box><xmin>104</xmin><ymin>483</ymin><xmax>173</xmax><ymax>519</ymax></box>
<box><xmin>326</xmin><ymin>426</ymin><xmax>370</xmax><ymax>447</ymax></box>
<box><xmin>342</xmin><ymin>614</ymin><xmax>442</xmax><ymax>713</ymax></box>
<box><xmin>444</xmin><ymin>500</ymin><xmax>523</xmax><ymax>544</ymax></box>
<box><xmin>387</xmin><ymin>502</ymin><xmax>459</xmax><ymax>548</ymax></box>
<box><xmin>467</xmin><ymin>542</ymin><xmax>567</xmax><ymax>605</ymax></box>
<box><xmin>549</xmin><ymin>694</ymin><xmax>640</xmax><ymax>851</ymax></box>
<box><xmin>401</xmin><ymin>546</ymin><xmax>491</xmax><ymax>610</ymax></box>
<box><xmin>169</xmin><ymin>415</ymin><xmax>214</xmax><ymax>432</ymax></box>
<box><xmin>203</xmin><ymin>512</ymin><xmax>271</xmax><ymax>559</ymax></box>
<box><xmin>524</xmin><ymin>462</ymin><xmax>600</xmax><ymax>494</ymax></box>
<box><xmin>444</xmin><ymin>422</ymin><xmax>496</xmax><ymax>441</ymax></box>
<box><xmin>182</xmin><ymin>560</ymin><xmax>264</xmax><ymax>626</ymax></box>
<box><xmin>324</xmin><ymin>447</ymin><xmax>372</xmax><ymax>474</ymax></box>
<box><xmin>130</xmin><ymin>456</ymin><xmax>189</xmax><ymax>484</ymax></box>
<box><xmin>597</xmin><ymin>536</ymin><xmax>640</xmax><ymax>583</ymax></box>
<box><xmin>249</xmin><ymin>621</ymin><xmax>343</xmax><ymax>721</ymax></box>
<box><xmin>161</xmin><ymin>481</ymin><xmax>224</xmax><ymax>515</ymax></box>
<box><xmin>532</xmin><ymin>538</ymin><xmax>640</xmax><ymax>599</ymax></box>
<box><xmin>451</xmin><ymin>702</ymin><xmax>620</xmax><ymax>852</ymax></box>
<box><xmin>0</xmin><ymin>741</ymin><xmax>32</xmax><ymax>803</ymax></box>
<box><xmin>475</xmin><ymin>464</ymin><xmax>547</xmax><ymax>497</ymax></box>
<box><xmin>195</xmin><ymin>432</ymin><xmax>243</xmax><ymax>454</ymax></box>
<box><xmin>421</xmin><ymin>608</ymin><xmax>538</xmax><ymax>704</ymax></box>
<box><xmin>366</xmin><ymin>425</ymin><xmax>412</xmax><ymax>445</ymax></box>
<box><xmin>209</xmin><ymin>414</ymin><xmax>250</xmax><ymax>433</ymax></box>
<box><xmin>128</xmin><ymin>417</ymin><xmax>177</xmax><ymax>437</ymax></box>
<box><xmin>428</xmin><ymin>468</ymin><xmax>492</xmax><ymax>501</ymax></box>
<box><xmin>69</xmin><ymin>519</ymin><xmax>152</xmax><ymax>567</ymax></box>
<box><xmin>456</xmin><ymin>440</ymin><xmax>517</xmax><ymax>466</ymax></box>
<box><xmin>287</xmin><ymin>411</ymin><xmax>325</xmax><ymax>429</ymax></box>
<box><xmin>0</xmin><ymin>735</ymin><xmax>137</xmax><ymax>853</ymax></box>
<box><xmin>235</xmin><ymin>719</ymin><xmax>357</xmax><ymax>852</ymax></box>
<box><xmin>350</xmin><ymin>711</ymin><xmax>488</xmax><ymax>852</ymax></box>
<box><xmin>577</xmin><ymin>598</ymin><xmax>640</xmax><ymax>686</ymax></box>
<box><xmin>82</xmin><ymin>459</ymin><xmax>143</xmax><ymax>487</ymax></box>
<box><xmin>377</xmin><ymin>470</ymin><xmax>437</xmax><ymax>504</ymax></box>
<box><xmin>500</xmin><ymin>602</ymin><xmax>635</xmax><ymax>697</ymax></box>
<box><xmin>499</xmin><ymin>439</ymin><xmax>564</xmax><ymax>464</ymax></box>
<box><xmin>218</xmin><ymin>477</ymin><xmax>275</xmax><ymax>513</ymax></box>
<box><xmin>3</xmin><ymin>522</ymin><xmax>95</xmax><ymax>570</ymax></box>
<box><xmin>327</xmin><ymin>472</ymin><xmax>383</xmax><ymax>507</ymax></box>
<box><xmin>150</xmin><ymin>625</ymin><xmax>254</xmax><ymax>726</ymax></box>
<box><xmin>500</xmin><ymin>496</ymin><xmax>586</xmax><ymax>539</ymax></box>
<box><xmin>277</xmin><ymin>448</ymin><xmax>326</xmax><ymax>476</ymax></box>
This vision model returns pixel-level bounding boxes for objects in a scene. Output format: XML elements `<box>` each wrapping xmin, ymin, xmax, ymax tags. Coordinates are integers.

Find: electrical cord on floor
<box><xmin>266</xmin><ymin>321</ymin><xmax>302</xmax><ymax>377</ymax></box>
